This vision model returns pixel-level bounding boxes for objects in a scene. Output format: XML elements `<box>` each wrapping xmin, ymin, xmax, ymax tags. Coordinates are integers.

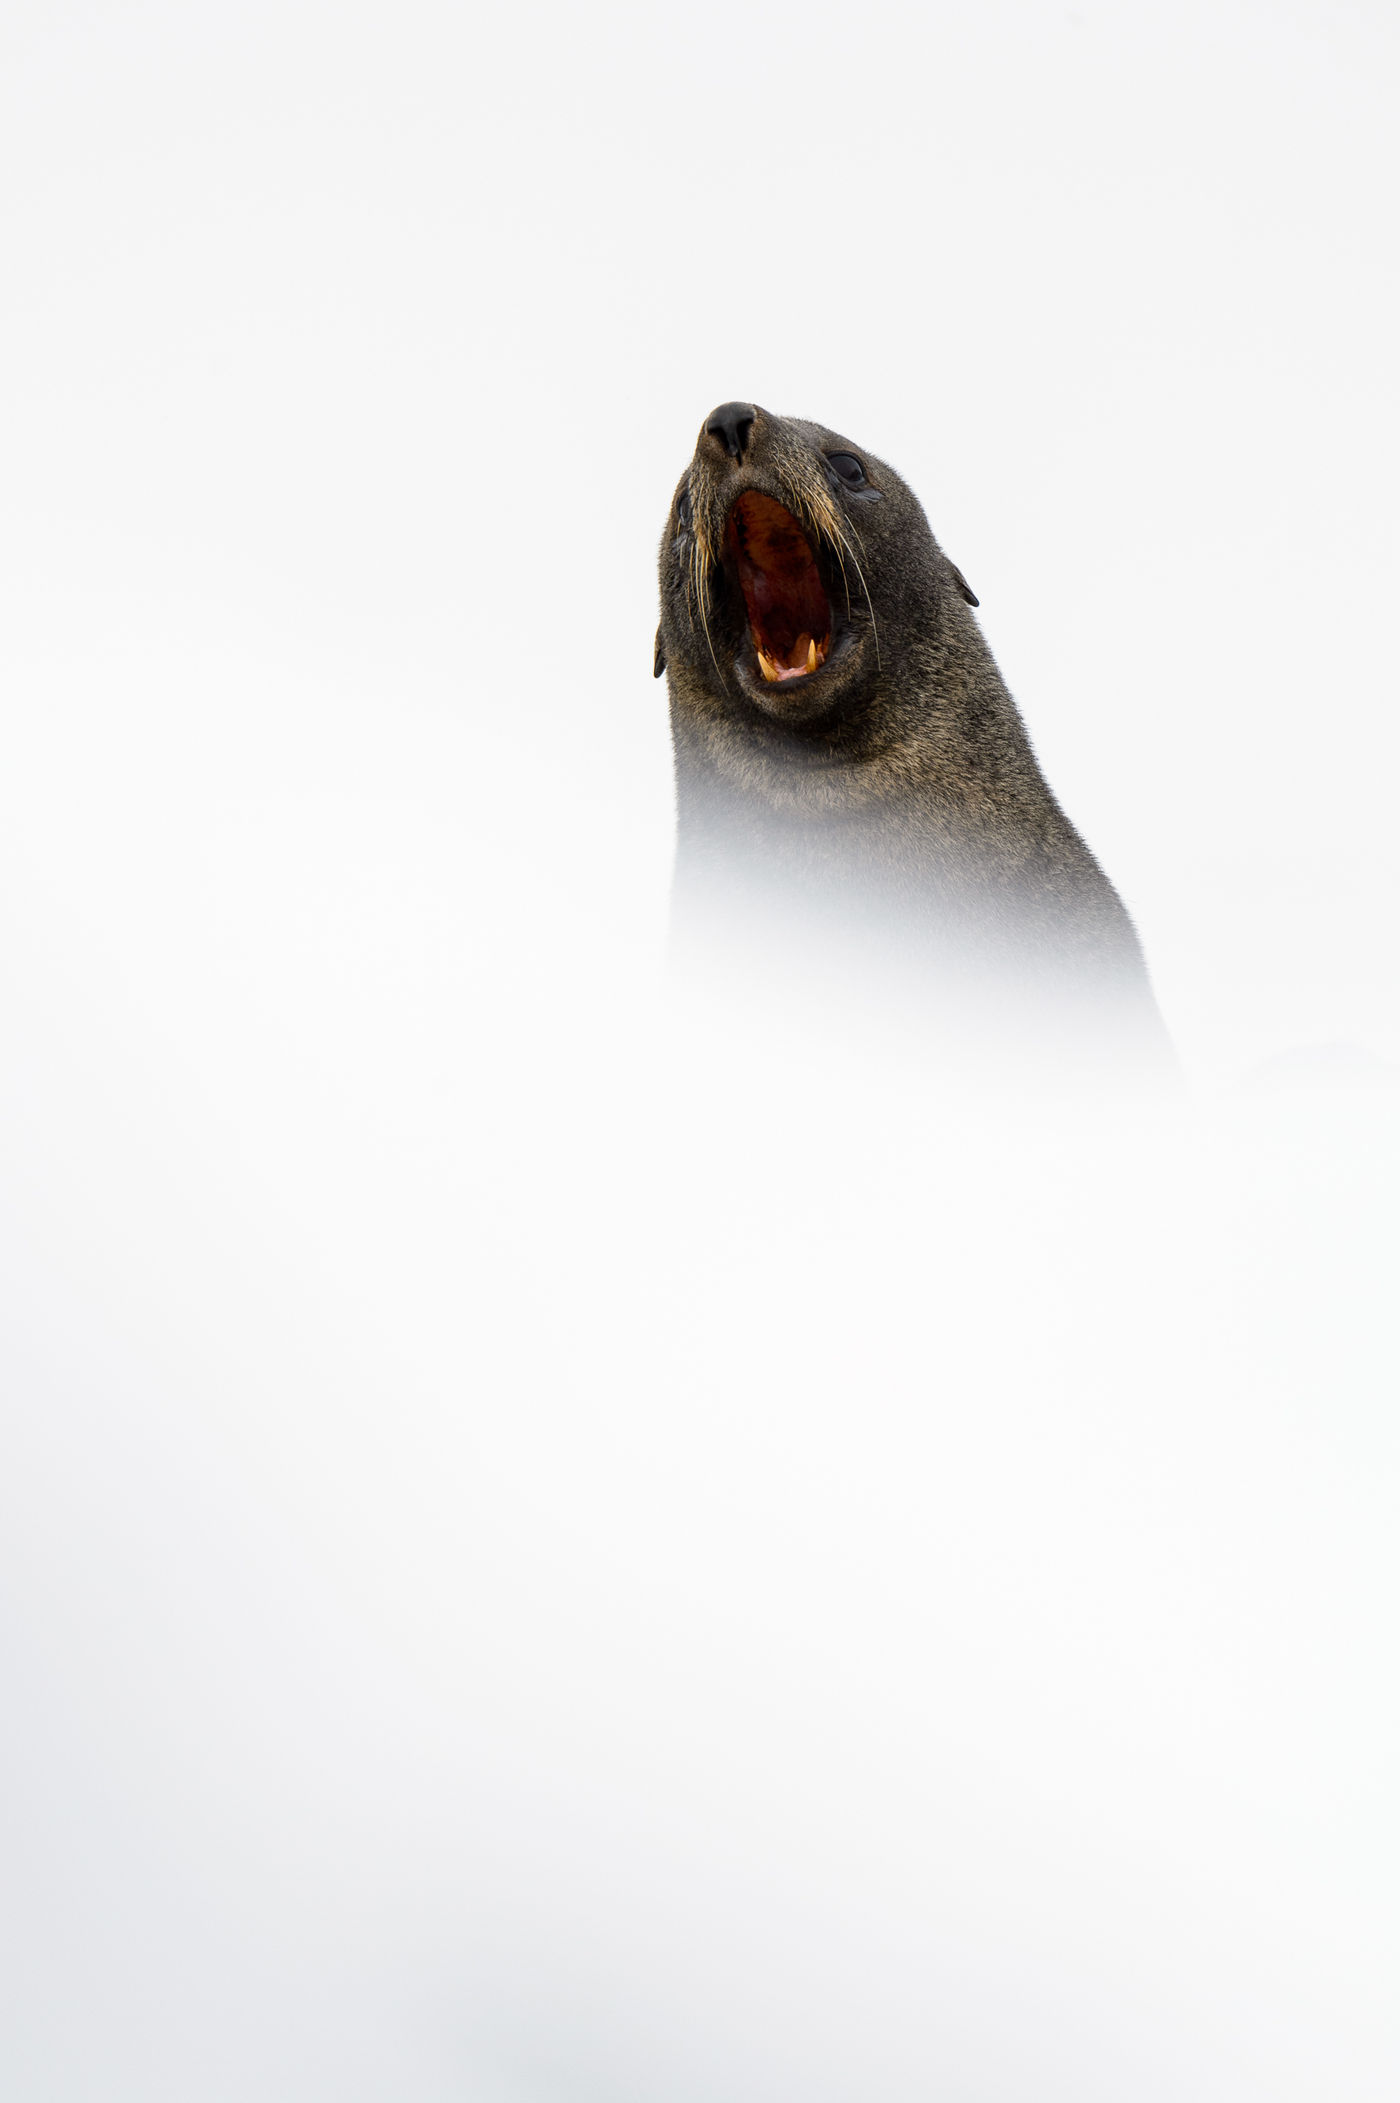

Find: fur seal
<box><xmin>655</xmin><ymin>401</ymin><xmax>1170</xmax><ymax>1066</ymax></box>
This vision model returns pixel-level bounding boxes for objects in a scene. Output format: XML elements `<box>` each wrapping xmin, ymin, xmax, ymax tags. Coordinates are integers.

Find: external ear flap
<box><xmin>949</xmin><ymin>563</ymin><xmax>979</xmax><ymax>608</ymax></box>
<box><xmin>653</xmin><ymin>627</ymin><xmax>667</xmax><ymax>678</ymax></box>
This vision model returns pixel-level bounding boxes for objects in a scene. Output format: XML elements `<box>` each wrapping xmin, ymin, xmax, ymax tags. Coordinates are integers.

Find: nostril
<box><xmin>704</xmin><ymin>401</ymin><xmax>757</xmax><ymax>462</ymax></box>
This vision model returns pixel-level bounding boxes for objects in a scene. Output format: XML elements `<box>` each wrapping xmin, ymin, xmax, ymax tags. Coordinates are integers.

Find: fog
<box><xmin>1</xmin><ymin>1</ymin><xmax>1397</xmax><ymax>2096</ymax></box>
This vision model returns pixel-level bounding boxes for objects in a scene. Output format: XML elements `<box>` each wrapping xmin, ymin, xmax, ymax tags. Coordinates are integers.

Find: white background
<box><xmin>1</xmin><ymin>3</ymin><xmax>1397</xmax><ymax>2097</ymax></box>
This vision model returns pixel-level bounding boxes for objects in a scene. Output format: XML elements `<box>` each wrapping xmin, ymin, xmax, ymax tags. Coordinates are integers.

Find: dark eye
<box><xmin>826</xmin><ymin>453</ymin><xmax>868</xmax><ymax>490</ymax></box>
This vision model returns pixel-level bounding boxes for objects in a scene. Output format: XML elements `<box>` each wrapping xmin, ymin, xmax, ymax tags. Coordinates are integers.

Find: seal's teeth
<box><xmin>806</xmin><ymin>637</ymin><xmax>818</xmax><ymax>673</ymax></box>
<box><xmin>757</xmin><ymin>649</ymin><xmax>779</xmax><ymax>682</ymax></box>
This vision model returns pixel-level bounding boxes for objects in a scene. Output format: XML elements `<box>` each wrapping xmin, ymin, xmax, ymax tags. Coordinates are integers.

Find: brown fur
<box><xmin>656</xmin><ymin>403</ymin><xmax>1171</xmax><ymax>1059</ymax></box>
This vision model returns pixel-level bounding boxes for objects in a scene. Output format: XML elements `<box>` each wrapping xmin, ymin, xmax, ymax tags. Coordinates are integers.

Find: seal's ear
<box><xmin>949</xmin><ymin>563</ymin><xmax>979</xmax><ymax>608</ymax></box>
<box><xmin>653</xmin><ymin>627</ymin><xmax>666</xmax><ymax>678</ymax></box>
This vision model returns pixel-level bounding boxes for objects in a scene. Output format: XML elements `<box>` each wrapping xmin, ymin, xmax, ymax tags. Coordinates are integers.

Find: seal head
<box><xmin>657</xmin><ymin>402</ymin><xmax>977</xmax><ymax>747</ymax></box>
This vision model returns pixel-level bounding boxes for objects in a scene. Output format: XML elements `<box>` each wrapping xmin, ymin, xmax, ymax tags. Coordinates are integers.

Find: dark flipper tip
<box><xmin>653</xmin><ymin>628</ymin><xmax>666</xmax><ymax>678</ymax></box>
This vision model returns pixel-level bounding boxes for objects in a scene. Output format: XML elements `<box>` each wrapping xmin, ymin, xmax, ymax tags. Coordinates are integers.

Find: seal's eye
<box><xmin>826</xmin><ymin>453</ymin><xmax>868</xmax><ymax>490</ymax></box>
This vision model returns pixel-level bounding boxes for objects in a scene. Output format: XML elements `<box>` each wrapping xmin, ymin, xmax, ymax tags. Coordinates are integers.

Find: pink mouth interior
<box><xmin>725</xmin><ymin>491</ymin><xmax>831</xmax><ymax>681</ymax></box>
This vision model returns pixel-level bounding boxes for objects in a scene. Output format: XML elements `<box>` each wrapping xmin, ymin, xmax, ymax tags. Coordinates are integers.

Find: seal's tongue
<box><xmin>725</xmin><ymin>491</ymin><xmax>831</xmax><ymax>683</ymax></box>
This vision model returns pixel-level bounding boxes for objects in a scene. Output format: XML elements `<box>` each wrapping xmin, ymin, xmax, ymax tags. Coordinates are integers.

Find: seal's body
<box><xmin>655</xmin><ymin>402</ymin><xmax>1169</xmax><ymax>1065</ymax></box>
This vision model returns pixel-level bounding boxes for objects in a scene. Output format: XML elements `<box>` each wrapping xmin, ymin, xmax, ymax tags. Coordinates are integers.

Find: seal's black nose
<box><xmin>704</xmin><ymin>402</ymin><xmax>757</xmax><ymax>462</ymax></box>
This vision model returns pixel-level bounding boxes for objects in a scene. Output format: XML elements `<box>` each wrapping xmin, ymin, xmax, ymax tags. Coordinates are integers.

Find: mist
<box><xmin>1</xmin><ymin>2</ymin><xmax>1397</xmax><ymax>2097</ymax></box>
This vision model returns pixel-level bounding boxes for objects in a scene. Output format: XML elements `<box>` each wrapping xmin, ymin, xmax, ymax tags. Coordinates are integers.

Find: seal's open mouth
<box><xmin>725</xmin><ymin>491</ymin><xmax>831</xmax><ymax>683</ymax></box>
